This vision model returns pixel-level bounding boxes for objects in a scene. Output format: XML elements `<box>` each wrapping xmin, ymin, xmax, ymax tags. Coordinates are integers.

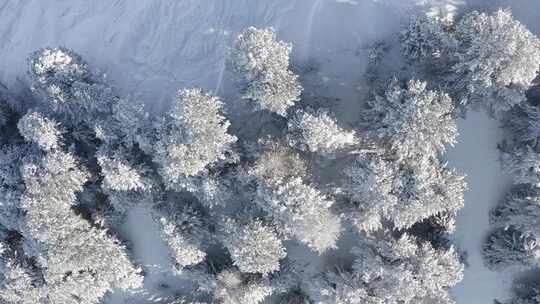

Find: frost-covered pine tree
<box><xmin>342</xmin><ymin>154</ymin><xmax>465</xmax><ymax>231</ymax></box>
<box><xmin>195</xmin><ymin>267</ymin><xmax>274</xmax><ymax>304</ymax></box>
<box><xmin>220</xmin><ymin>218</ymin><xmax>286</xmax><ymax>276</ymax></box>
<box><xmin>309</xmin><ymin>233</ymin><xmax>463</xmax><ymax>304</ymax></box>
<box><xmin>153</xmin><ymin>88</ymin><xmax>237</xmax><ymax>189</ymax></box>
<box><xmin>287</xmin><ymin>109</ymin><xmax>356</xmax><ymax>157</ymax></box>
<box><xmin>96</xmin><ymin>148</ymin><xmax>150</xmax><ymax>192</ymax></box>
<box><xmin>0</xmin><ymin>144</ymin><xmax>30</xmax><ymax>231</ymax></box>
<box><xmin>2</xmin><ymin>110</ymin><xmax>143</xmax><ymax>303</ymax></box>
<box><xmin>29</xmin><ymin>47</ymin><xmax>152</xmax><ymax>160</ymax></box>
<box><xmin>157</xmin><ymin>215</ymin><xmax>207</xmax><ymax>272</ymax></box>
<box><xmin>392</xmin><ymin>156</ymin><xmax>465</xmax><ymax>229</ymax></box>
<box><xmin>502</xmin><ymin>145</ymin><xmax>540</xmax><ymax>186</ymax></box>
<box><xmin>502</xmin><ymin>104</ymin><xmax>540</xmax><ymax>147</ymax></box>
<box><xmin>29</xmin><ymin>47</ymin><xmax>117</xmax><ymax>128</ymax></box>
<box><xmin>401</xmin><ymin>12</ymin><xmax>457</xmax><ymax>62</ymax></box>
<box><xmin>491</xmin><ymin>186</ymin><xmax>540</xmax><ymax>239</ymax></box>
<box><xmin>29</xmin><ymin>47</ymin><xmax>151</xmax><ymax>145</ymax></box>
<box><xmin>353</xmin><ymin>234</ymin><xmax>463</xmax><ymax>304</ymax></box>
<box><xmin>28</xmin><ymin>47</ymin><xmax>154</xmax><ymax>219</ymax></box>
<box><xmin>483</xmin><ymin>228</ymin><xmax>539</xmax><ymax>270</ymax></box>
<box><xmin>17</xmin><ymin>111</ymin><xmax>61</xmax><ymax>152</ymax></box>
<box><xmin>365</xmin><ymin>79</ymin><xmax>457</xmax><ymax>160</ymax></box>
<box><xmin>506</xmin><ymin>276</ymin><xmax>540</xmax><ymax>304</ymax></box>
<box><xmin>499</xmin><ymin>104</ymin><xmax>540</xmax><ymax>192</ymax></box>
<box><xmin>452</xmin><ymin>9</ymin><xmax>540</xmax><ymax>115</ymax></box>
<box><xmin>0</xmin><ymin>262</ymin><xmax>42</xmax><ymax>304</ymax></box>
<box><xmin>17</xmin><ymin>151</ymin><xmax>143</xmax><ymax>303</ymax></box>
<box><xmin>149</xmin><ymin>202</ymin><xmax>208</xmax><ymax>273</ymax></box>
<box><xmin>485</xmin><ymin>185</ymin><xmax>540</xmax><ymax>270</ymax></box>
<box><xmin>253</xmin><ymin>176</ymin><xmax>342</xmax><ymax>254</ymax></box>
<box><xmin>248</xmin><ymin>146</ymin><xmax>342</xmax><ymax>253</ymax></box>
<box><xmin>228</xmin><ymin>27</ymin><xmax>302</xmax><ymax>116</ymax></box>
<box><xmin>341</xmin><ymin>153</ymin><xmax>397</xmax><ymax>232</ymax></box>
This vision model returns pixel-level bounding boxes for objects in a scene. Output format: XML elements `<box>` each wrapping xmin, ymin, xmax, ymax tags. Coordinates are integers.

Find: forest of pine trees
<box><xmin>0</xmin><ymin>7</ymin><xmax>539</xmax><ymax>304</ymax></box>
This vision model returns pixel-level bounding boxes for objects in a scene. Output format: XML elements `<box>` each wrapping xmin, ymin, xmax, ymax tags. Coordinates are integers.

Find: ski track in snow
<box><xmin>0</xmin><ymin>0</ymin><xmax>539</xmax><ymax>303</ymax></box>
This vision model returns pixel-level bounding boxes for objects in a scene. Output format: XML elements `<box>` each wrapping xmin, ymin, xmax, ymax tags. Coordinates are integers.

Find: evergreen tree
<box><xmin>220</xmin><ymin>218</ymin><xmax>286</xmax><ymax>276</ymax></box>
<box><xmin>228</xmin><ymin>27</ymin><xmax>302</xmax><ymax>116</ymax></box>
<box><xmin>13</xmin><ymin>144</ymin><xmax>143</xmax><ymax>303</ymax></box>
<box><xmin>506</xmin><ymin>275</ymin><xmax>540</xmax><ymax>304</ymax></box>
<box><xmin>491</xmin><ymin>186</ymin><xmax>540</xmax><ymax>238</ymax></box>
<box><xmin>364</xmin><ymin>79</ymin><xmax>457</xmax><ymax>160</ymax></box>
<box><xmin>17</xmin><ymin>111</ymin><xmax>61</xmax><ymax>152</ymax></box>
<box><xmin>502</xmin><ymin>145</ymin><xmax>540</xmax><ymax>187</ymax></box>
<box><xmin>195</xmin><ymin>268</ymin><xmax>274</xmax><ymax>304</ymax></box>
<box><xmin>309</xmin><ymin>232</ymin><xmax>463</xmax><ymax>304</ymax></box>
<box><xmin>248</xmin><ymin>146</ymin><xmax>342</xmax><ymax>253</ymax></box>
<box><xmin>342</xmin><ymin>154</ymin><xmax>465</xmax><ymax>231</ymax></box>
<box><xmin>483</xmin><ymin>228</ymin><xmax>539</xmax><ymax>270</ymax></box>
<box><xmin>452</xmin><ymin>9</ymin><xmax>540</xmax><ymax>115</ymax></box>
<box><xmin>401</xmin><ymin>13</ymin><xmax>457</xmax><ymax>62</ymax></box>
<box><xmin>152</xmin><ymin>88</ymin><xmax>237</xmax><ymax>189</ymax></box>
<box><xmin>287</xmin><ymin>109</ymin><xmax>356</xmax><ymax>157</ymax></box>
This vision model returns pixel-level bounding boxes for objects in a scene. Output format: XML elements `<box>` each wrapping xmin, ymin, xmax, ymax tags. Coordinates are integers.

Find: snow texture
<box><xmin>446</xmin><ymin>111</ymin><xmax>517</xmax><ymax>304</ymax></box>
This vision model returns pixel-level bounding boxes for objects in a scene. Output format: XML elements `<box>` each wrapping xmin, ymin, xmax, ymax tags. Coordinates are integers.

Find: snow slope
<box><xmin>1</xmin><ymin>0</ymin><xmax>540</xmax><ymax>303</ymax></box>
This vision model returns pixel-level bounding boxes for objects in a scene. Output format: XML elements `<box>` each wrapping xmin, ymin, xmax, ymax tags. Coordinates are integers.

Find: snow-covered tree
<box><xmin>29</xmin><ymin>48</ymin><xmax>114</xmax><ymax>126</ymax></box>
<box><xmin>253</xmin><ymin>175</ymin><xmax>342</xmax><ymax>254</ymax></box>
<box><xmin>195</xmin><ymin>268</ymin><xmax>274</xmax><ymax>304</ymax></box>
<box><xmin>220</xmin><ymin>219</ymin><xmax>286</xmax><ymax>276</ymax></box>
<box><xmin>0</xmin><ymin>262</ymin><xmax>41</xmax><ymax>304</ymax></box>
<box><xmin>228</xmin><ymin>27</ymin><xmax>302</xmax><ymax>116</ymax></box>
<box><xmin>341</xmin><ymin>153</ymin><xmax>397</xmax><ymax>232</ymax></box>
<box><xmin>0</xmin><ymin>144</ymin><xmax>32</xmax><ymax>231</ymax></box>
<box><xmin>309</xmin><ymin>233</ymin><xmax>463</xmax><ymax>304</ymax></box>
<box><xmin>191</xmin><ymin>174</ymin><xmax>234</xmax><ymax>209</ymax></box>
<box><xmin>29</xmin><ymin>47</ymin><xmax>90</xmax><ymax>105</ymax></box>
<box><xmin>401</xmin><ymin>13</ymin><xmax>456</xmax><ymax>62</ymax></box>
<box><xmin>17</xmin><ymin>111</ymin><xmax>61</xmax><ymax>152</ymax></box>
<box><xmin>15</xmin><ymin>147</ymin><xmax>143</xmax><ymax>303</ymax></box>
<box><xmin>483</xmin><ymin>228</ymin><xmax>539</xmax><ymax>270</ymax></box>
<box><xmin>0</xmin><ymin>90</ymin><xmax>13</xmax><ymax>128</ymax></box>
<box><xmin>247</xmin><ymin>146</ymin><xmax>342</xmax><ymax>253</ymax></box>
<box><xmin>365</xmin><ymin>79</ymin><xmax>457</xmax><ymax>160</ymax></box>
<box><xmin>342</xmin><ymin>154</ymin><xmax>465</xmax><ymax>231</ymax></box>
<box><xmin>153</xmin><ymin>88</ymin><xmax>237</xmax><ymax>188</ymax></box>
<box><xmin>492</xmin><ymin>186</ymin><xmax>540</xmax><ymax>238</ymax></box>
<box><xmin>158</xmin><ymin>215</ymin><xmax>206</xmax><ymax>272</ymax></box>
<box><xmin>247</xmin><ymin>143</ymin><xmax>307</xmax><ymax>182</ymax></box>
<box><xmin>308</xmin><ymin>270</ymin><xmax>378</xmax><ymax>304</ymax></box>
<box><xmin>354</xmin><ymin>234</ymin><xmax>463</xmax><ymax>303</ymax></box>
<box><xmin>20</xmin><ymin>151</ymin><xmax>90</xmax><ymax>241</ymax></box>
<box><xmin>287</xmin><ymin>109</ymin><xmax>356</xmax><ymax>157</ymax></box>
<box><xmin>452</xmin><ymin>9</ymin><xmax>540</xmax><ymax>115</ymax></box>
<box><xmin>146</xmin><ymin>200</ymin><xmax>208</xmax><ymax>273</ymax></box>
<box><xmin>29</xmin><ymin>47</ymin><xmax>152</xmax><ymax>152</ymax></box>
<box><xmin>96</xmin><ymin>149</ymin><xmax>150</xmax><ymax>192</ymax></box>
<box><xmin>506</xmin><ymin>276</ymin><xmax>540</xmax><ymax>304</ymax></box>
<box><xmin>502</xmin><ymin>104</ymin><xmax>540</xmax><ymax>147</ymax></box>
<box><xmin>9</xmin><ymin>111</ymin><xmax>144</xmax><ymax>303</ymax></box>
<box><xmin>402</xmin><ymin>9</ymin><xmax>540</xmax><ymax>116</ymax></box>
<box><xmin>502</xmin><ymin>145</ymin><xmax>540</xmax><ymax>186</ymax></box>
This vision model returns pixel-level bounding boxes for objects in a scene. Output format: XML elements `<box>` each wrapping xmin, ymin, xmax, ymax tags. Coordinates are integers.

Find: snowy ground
<box><xmin>1</xmin><ymin>0</ymin><xmax>540</xmax><ymax>303</ymax></box>
<box><xmin>445</xmin><ymin>111</ymin><xmax>516</xmax><ymax>304</ymax></box>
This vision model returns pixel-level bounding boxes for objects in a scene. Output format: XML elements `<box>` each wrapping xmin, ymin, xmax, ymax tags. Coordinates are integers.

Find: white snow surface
<box><xmin>445</xmin><ymin>111</ymin><xmax>516</xmax><ymax>304</ymax></box>
<box><xmin>1</xmin><ymin>0</ymin><xmax>540</xmax><ymax>303</ymax></box>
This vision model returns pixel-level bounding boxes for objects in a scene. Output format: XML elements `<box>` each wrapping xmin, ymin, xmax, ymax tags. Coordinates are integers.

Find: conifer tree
<box><xmin>228</xmin><ymin>27</ymin><xmax>302</xmax><ymax>116</ymax></box>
